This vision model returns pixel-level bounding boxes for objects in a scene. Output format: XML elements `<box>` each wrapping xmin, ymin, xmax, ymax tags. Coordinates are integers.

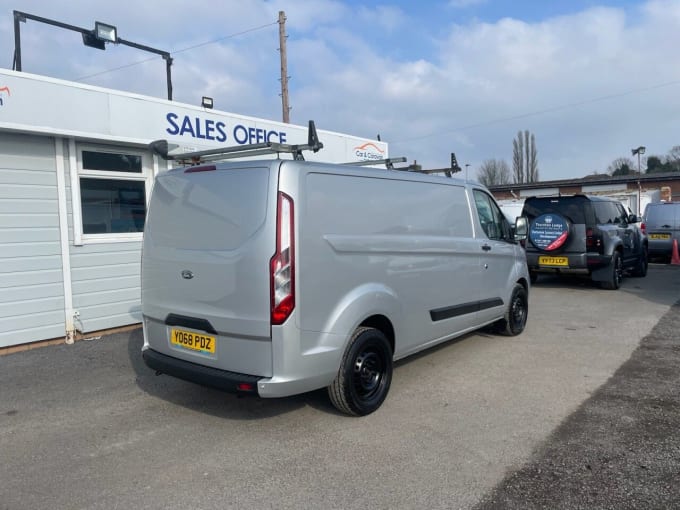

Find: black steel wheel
<box><xmin>601</xmin><ymin>251</ymin><xmax>623</xmax><ymax>290</ymax></box>
<box><xmin>328</xmin><ymin>327</ymin><xmax>393</xmax><ymax>416</ymax></box>
<box><xmin>495</xmin><ymin>284</ymin><xmax>528</xmax><ymax>336</ymax></box>
<box><xmin>632</xmin><ymin>248</ymin><xmax>648</xmax><ymax>277</ymax></box>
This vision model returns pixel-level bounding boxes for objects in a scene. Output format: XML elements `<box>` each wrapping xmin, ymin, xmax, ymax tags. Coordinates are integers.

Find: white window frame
<box><xmin>70</xmin><ymin>141</ymin><xmax>153</xmax><ymax>245</ymax></box>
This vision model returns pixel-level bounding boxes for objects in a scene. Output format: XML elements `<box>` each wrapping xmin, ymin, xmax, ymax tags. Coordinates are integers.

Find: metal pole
<box><xmin>278</xmin><ymin>11</ymin><xmax>290</xmax><ymax>123</ymax></box>
<box><xmin>637</xmin><ymin>152</ymin><xmax>642</xmax><ymax>215</ymax></box>
<box><xmin>164</xmin><ymin>55</ymin><xmax>173</xmax><ymax>101</ymax></box>
<box><xmin>12</xmin><ymin>11</ymin><xmax>173</xmax><ymax>100</ymax></box>
<box><xmin>13</xmin><ymin>11</ymin><xmax>22</xmax><ymax>71</ymax></box>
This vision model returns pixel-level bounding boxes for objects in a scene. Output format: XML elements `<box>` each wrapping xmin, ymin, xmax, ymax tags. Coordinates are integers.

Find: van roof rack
<box><xmin>149</xmin><ymin>120</ymin><xmax>324</xmax><ymax>164</ymax></box>
<box><xmin>341</xmin><ymin>157</ymin><xmax>407</xmax><ymax>169</ymax></box>
<box><xmin>343</xmin><ymin>156</ymin><xmax>462</xmax><ymax>177</ymax></box>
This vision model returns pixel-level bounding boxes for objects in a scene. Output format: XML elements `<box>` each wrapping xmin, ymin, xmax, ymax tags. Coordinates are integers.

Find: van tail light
<box><xmin>586</xmin><ymin>227</ymin><xmax>604</xmax><ymax>253</ymax></box>
<box><xmin>640</xmin><ymin>222</ymin><xmax>646</xmax><ymax>235</ymax></box>
<box><xmin>270</xmin><ymin>192</ymin><xmax>295</xmax><ymax>325</ymax></box>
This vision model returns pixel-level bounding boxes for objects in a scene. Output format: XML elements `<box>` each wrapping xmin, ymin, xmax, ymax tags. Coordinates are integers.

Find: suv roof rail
<box><xmin>149</xmin><ymin>120</ymin><xmax>324</xmax><ymax>164</ymax></box>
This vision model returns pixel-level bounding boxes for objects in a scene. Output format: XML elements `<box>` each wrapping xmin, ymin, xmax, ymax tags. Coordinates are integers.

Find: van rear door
<box><xmin>141</xmin><ymin>163</ymin><xmax>276</xmax><ymax>376</ymax></box>
<box><xmin>645</xmin><ymin>203</ymin><xmax>679</xmax><ymax>257</ymax></box>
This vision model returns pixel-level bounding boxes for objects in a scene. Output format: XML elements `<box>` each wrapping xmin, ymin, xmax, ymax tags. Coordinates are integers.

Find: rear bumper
<box><xmin>648</xmin><ymin>238</ymin><xmax>675</xmax><ymax>256</ymax></box>
<box><xmin>526</xmin><ymin>252</ymin><xmax>610</xmax><ymax>272</ymax></box>
<box><xmin>142</xmin><ymin>347</ymin><xmax>262</xmax><ymax>394</ymax></box>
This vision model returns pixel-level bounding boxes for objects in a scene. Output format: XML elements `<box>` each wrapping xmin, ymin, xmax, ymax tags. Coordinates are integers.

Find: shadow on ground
<box><xmin>127</xmin><ymin>330</ymin><xmax>346</xmax><ymax>420</ymax></box>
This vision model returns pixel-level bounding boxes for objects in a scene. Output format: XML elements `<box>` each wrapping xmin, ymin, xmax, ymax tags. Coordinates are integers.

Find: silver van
<box><xmin>643</xmin><ymin>202</ymin><xmax>680</xmax><ymax>261</ymax></box>
<box><xmin>141</xmin><ymin>134</ymin><xmax>530</xmax><ymax>415</ymax></box>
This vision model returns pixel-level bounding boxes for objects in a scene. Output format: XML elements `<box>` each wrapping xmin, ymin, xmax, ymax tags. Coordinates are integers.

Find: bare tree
<box><xmin>667</xmin><ymin>145</ymin><xmax>680</xmax><ymax>162</ymax></box>
<box><xmin>524</xmin><ymin>130</ymin><xmax>531</xmax><ymax>182</ymax></box>
<box><xmin>512</xmin><ymin>131</ymin><xmax>524</xmax><ymax>184</ymax></box>
<box><xmin>528</xmin><ymin>132</ymin><xmax>539</xmax><ymax>181</ymax></box>
<box><xmin>666</xmin><ymin>145</ymin><xmax>680</xmax><ymax>171</ymax></box>
<box><xmin>477</xmin><ymin>159</ymin><xmax>511</xmax><ymax>187</ymax></box>
<box><xmin>513</xmin><ymin>130</ymin><xmax>539</xmax><ymax>183</ymax></box>
<box><xmin>607</xmin><ymin>157</ymin><xmax>636</xmax><ymax>176</ymax></box>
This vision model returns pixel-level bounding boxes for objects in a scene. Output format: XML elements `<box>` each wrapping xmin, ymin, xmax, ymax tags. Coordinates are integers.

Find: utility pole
<box><xmin>278</xmin><ymin>11</ymin><xmax>290</xmax><ymax>123</ymax></box>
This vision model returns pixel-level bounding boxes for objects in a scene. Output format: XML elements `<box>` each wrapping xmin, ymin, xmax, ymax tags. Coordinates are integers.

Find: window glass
<box><xmin>82</xmin><ymin>151</ymin><xmax>143</xmax><ymax>173</ymax></box>
<box><xmin>474</xmin><ymin>190</ymin><xmax>506</xmax><ymax>240</ymax></box>
<box><xmin>594</xmin><ymin>202</ymin><xmax>619</xmax><ymax>224</ymax></box>
<box><xmin>523</xmin><ymin>197</ymin><xmax>588</xmax><ymax>224</ymax></box>
<box><xmin>80</xmin><ymin>178</ymin><xmax>146</xmax><ymax>234</ymax></box>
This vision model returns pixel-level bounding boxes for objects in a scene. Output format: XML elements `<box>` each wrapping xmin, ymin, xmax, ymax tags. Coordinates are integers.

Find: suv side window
<box><xmin>473</xmin><ymin>189</ymin><xmax>508</xmax><ymax>240</ymax></box>
<box><xmin>614</xmin><ymin>203</ymin><xmax>628</xmax><ymax>224</ymax></box>
<box><xmin>594</xmin><ymin>201</ymin><xmax>621</xmax><ymax>224</ymax></box>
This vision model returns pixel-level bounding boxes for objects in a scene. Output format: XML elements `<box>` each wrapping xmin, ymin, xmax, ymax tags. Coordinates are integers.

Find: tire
<box><xmin>631</xmin><ymin>248</ymin><xmax>648</xmax><ymax>277</ymax></box>
<box><xmin>494</xmin><ymin>284</ymin><xmax>528</xmax><ymax>336</ymax></box>
<box><xmin>328</xmin><ymin>327</ymin><xmax>393</xmax><ymax>416</ymax></box>
<box><xmin>601</xmin><ymin>251</ymin><xmax>623</xmax><ymax>290</ymax></box>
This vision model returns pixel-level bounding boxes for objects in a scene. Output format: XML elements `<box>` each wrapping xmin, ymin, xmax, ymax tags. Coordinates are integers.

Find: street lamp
<box><xmin>465</xmin><ymin>163</ymin><xmax>470</xmax><ymax>181</ymax></box>
<box><xmin>631</xmin><ymin>146</ymin><xmax>646</xmax><ymax>174</ymax></box>
<box><xmin>12</xmin><ymin>10</ymin><xmax>173</xmax><ymax>100</ymax></box>
<box><xmin>631</xmin><ymin>146</ymin><xmax>645</xmax><ymax>215</ymax></box>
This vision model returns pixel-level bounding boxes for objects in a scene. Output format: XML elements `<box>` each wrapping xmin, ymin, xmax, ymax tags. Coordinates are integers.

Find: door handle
<box><xmin>482</xmin><ymin>244</ymin><xmax>491</xmax><ymax>252</ymax></box>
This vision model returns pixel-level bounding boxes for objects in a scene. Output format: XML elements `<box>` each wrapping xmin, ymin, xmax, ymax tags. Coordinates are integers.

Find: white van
<box><xmin>141</xmin><ymin>131</ymin><xmax>530</xmax><ymax>415</ymax></box>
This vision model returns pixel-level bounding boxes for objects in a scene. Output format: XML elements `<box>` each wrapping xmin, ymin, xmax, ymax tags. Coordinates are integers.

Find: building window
<box><xmin>74</xmin><ymin>145</ymin><xmax>152</xmax><ymax>244</ymax></box>
<box><xmin>82</xmin><ymin>151</ymin><xmax>143</xmax><ymax>173</ymax></box>
<box><xmin>80</xmin><ymin>178</ymin><xmax>146</xmax><ymax>234</ymax></box>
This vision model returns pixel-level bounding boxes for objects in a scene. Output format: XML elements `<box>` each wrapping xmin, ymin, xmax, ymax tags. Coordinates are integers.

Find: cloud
<box><xmin>2</xmin><ymin>0</ymin><xmax>680</xmax><ymax>181</ymax></box>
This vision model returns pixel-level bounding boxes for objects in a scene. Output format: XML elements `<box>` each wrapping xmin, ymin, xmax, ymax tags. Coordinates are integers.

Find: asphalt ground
<box><xmin>1</xmin><ymin>264</ymin><xmax>679</xmax><ymax>509</ymax></box>
<box><xmin>476</xmin><ymin>300</ymin><xmax>680</xmax><ymax>509</ymax></box>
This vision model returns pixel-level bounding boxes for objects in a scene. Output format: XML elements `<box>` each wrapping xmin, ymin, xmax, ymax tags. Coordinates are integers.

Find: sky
<box><xmin>1</xmin><ymin>0</ymin><xmax>679</xmax><ymax>181</ymax></box>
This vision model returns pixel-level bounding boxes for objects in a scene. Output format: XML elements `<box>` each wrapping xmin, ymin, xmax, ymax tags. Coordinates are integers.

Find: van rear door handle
<box><xmin>482</xmin><ymin>244</ymin><xmax>492</xmax><ymax>251</ymax></box>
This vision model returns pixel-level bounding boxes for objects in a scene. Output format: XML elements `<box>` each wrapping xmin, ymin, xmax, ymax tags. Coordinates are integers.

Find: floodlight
<box><xmin>95</xmin><ymin>22</ymin><xmax>117</xmax><ymax>43</ymax></box>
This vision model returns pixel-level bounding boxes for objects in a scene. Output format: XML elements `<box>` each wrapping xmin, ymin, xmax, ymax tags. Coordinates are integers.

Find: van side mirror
<box><xmin>628</xmin><ymin>214</ymin><xmax>639</xmax><ymax>223</ymax></box>
<box><xmin>514</xmin><ymin>216</ymin><xmax>528</xmax><ymax>241</ymax></box>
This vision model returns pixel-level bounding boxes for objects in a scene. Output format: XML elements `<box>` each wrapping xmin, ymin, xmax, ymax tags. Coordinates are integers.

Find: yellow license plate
<box><xmin>649</xmin><ymin>233</ymin><xmax>671</xmax><ymax>240</ymax></box>
<box><xmin>538</xmin><ymin>256</ymin><xmax>568</xmax><ymax>267</ymax></box>
<box><xmin>170</xmin><ymin>328</ymin><xmax>215</xmax><ymax>354</ymax></box>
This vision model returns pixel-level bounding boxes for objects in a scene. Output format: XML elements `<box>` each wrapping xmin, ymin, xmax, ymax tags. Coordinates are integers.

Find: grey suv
<box><xmin>522</xmin><ymin>195</ymin><xmax>648</xmax><ymax>289</ymax></box>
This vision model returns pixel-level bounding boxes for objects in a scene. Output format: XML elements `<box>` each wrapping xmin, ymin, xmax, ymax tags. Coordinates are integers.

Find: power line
<box><xmin>390</xmin><ymin>79</ymin><xmax>680</xmax><ymax>145</ymax></box>
<box><xmin>74</xmin><ymin>20</ymin><xmax>278</xmax><ymax>82</ymax></box>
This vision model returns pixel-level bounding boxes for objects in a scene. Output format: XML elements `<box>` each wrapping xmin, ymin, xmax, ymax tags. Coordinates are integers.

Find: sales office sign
<box><xmin>164</xmin><ymin>112</ymin><xmax>290</xmax><ymax>145</ymax></box>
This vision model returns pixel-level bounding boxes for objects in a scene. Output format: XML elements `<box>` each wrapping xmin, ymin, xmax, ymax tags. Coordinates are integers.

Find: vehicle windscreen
<box><xmin>523</xmin><ymin>196</ymin><xmax>589</xmax><ymax>224</ymax></box>
<box><xmin>645</xmin><ymin>204</ymin><xmax>679</xmax><ymax>227</ymax></box>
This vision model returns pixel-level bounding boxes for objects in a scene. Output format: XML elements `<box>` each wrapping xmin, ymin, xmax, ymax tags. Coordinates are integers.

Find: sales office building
<box><xmin>0</xmin><ymin>68</ymin><xmax>389</xmax><ymax>350</ymax></box>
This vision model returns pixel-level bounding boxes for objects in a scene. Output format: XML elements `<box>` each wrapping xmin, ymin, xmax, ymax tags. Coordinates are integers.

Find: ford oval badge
<box><xmin>181</xmin><ymin>270</ymin><xmax>194</xmax><ymax>280</ymax></box>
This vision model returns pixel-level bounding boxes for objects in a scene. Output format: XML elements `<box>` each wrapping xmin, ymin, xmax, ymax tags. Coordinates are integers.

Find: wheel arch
<box><xmin>516</xmin><ymin>276</ymin><xmax>529</xmax><ymax>293</ymax></box>
<box><xmin>359</xmin><ymin>315</ymin><xmax>395</xmax><ymax>355</ymax></box>
<box><xmin>320</xmin><ymin>282</ymin><xmax>402</xmax><ymax>355</ymax></box>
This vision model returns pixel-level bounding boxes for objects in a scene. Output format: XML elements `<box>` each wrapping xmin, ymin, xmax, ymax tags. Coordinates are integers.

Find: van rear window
<box><xmin>644</xmin><ymin>203</ymin><xmax>679</xmax><ymax>226</ymax></box>
<box><xmin>147</xmin><ymin>167</ymin><xmax>270</xmax><ymax>251</ymax></box>
<box><xmin>523</xmin><ymin>197</ymin><xmax>588</xmax><ymax>224</ymax></box>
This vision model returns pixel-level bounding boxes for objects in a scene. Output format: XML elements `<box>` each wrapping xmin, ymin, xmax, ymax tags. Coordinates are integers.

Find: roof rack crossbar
<box><xmin>340</xmin><ymin>157</ymin><xmax>407</xmax><ymax>169</ymax></box>
<box><xmin>149</xmin><ymin>120</ymin><xmax>324</xmax><ymax>164</ymax></box>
